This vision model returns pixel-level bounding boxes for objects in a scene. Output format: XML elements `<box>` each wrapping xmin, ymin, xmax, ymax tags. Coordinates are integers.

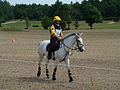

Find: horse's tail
<box><xmin>38</xmin><ymin>42</ymin><xmax>45</xmax><ymax>61</ymax></box>
<box><xmin>38</xmin><ymin>42</ymin><xmax>41</xmax><ymax>54</ymax></box>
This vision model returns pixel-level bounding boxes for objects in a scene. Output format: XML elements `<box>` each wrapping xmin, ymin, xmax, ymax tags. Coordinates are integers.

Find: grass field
<box><xmin>71</xmin><ymin>21</ymin><xmax>120</xmax><ymax>30</ymax></box>
<box><xmin>1</xmin><ymin>20</ymin><xmax>120</xmax><ymax>31</ymax></box>
<box><xmin>1</xmin><ymin>21</ymin><xmax>42</xmax><ymax>31</ymax></box>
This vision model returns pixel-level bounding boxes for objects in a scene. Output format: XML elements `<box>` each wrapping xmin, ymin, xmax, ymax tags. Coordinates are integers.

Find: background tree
<box><xmin>1</xmin><ymin>0</ymin><xmax>120</xmax><ymax>30</ymax></box>
<box><xmin>60</xmin><ymin>21</ymin><xmax>66</xmax><ymax>30</ymax></box>
<box><xmin>66</xmin><ymin>15</ymin><xmax>72</xmax><ymax>30</ymax></box>
<box><xmin>14</xmin><ymin>4</ymin><xmax>29</xmax><ymax>19</ymax></box>
<box><xmin>0</xmin><ymin>0</ymin><xmax>14</xmax><ymax>22</ymax></box>
<box><xmin>82</xmin><ymin>4</ymin><xmax>102</xmax><ymax>29</ymax></box>
<box><xmin>71</xmin><ymin>2</ymin><xmax>82</xmax><ymax>20</ymax></box>
<box><xmin>54</xmin><ymin>3</ymin><xmax>72</xmax><ymax>30</ymax></box>
<box><xmin>49</xmin><ymin>0</ymin><xmax>62</xmax><ymax>17</ymax></box>
<box><xmin>25</xmin><ymin>16</ymin><xmax>29</xmax><ymax>29</ymax></box>
<box><xmin>0</xmin><ymin>17</ymin><xmax>4</xmax><ymax>27</ymax></box>
<box><xmin>74</xmin><ymin>20</ymin><xmax>79</xmax><ymax>29</ymax></box>
<box><xmin>41</xmin><ymin>16</ymin><xmax>52</xmax><ymax>29</ymax></box>
<box><xmin>101</xmin><ymin>0</ymin><xmax>120</xmax><ymax>21</ymax></box>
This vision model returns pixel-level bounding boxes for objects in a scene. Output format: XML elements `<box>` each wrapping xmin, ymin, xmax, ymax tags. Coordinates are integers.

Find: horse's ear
<box><xmin>79</xmin><ymin>33</ymin><xmax>83</xmax><ymax>36</ymax></box>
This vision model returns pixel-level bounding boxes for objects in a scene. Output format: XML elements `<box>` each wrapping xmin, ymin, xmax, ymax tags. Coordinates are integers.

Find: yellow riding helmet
<box><xmin>53</xmin><ymin>16</ymin><xmax>62</xmax><ymax>22</ymax></box>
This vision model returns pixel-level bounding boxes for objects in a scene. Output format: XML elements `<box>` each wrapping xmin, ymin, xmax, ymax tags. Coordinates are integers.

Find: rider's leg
<box><xmin>48</xmin><ymin>50</ymin><xmax>52</xmax><ymax>59</ymax></box>
<box><xmin>48</xmin><ymin>37</ymin><xmax>56</xmax><ymax>59</ymax></box>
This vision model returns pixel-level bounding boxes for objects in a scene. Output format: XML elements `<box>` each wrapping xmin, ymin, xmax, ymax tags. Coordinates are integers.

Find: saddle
<box><xmin>46</xmin><ymin>41</ymin><xmax>60</xmax><ymax>60</ymax></box>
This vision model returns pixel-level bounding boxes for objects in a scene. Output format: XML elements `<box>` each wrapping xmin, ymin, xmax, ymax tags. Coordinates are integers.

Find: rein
<box><xmin>61</xmin><ymin>40</ymin><xmax>78</xmax><ymax>51</ymax></box>
<box><xmin>60</xmin><ymin>34</ymin><xmax>78</xmax><ymax>61</ymax></box>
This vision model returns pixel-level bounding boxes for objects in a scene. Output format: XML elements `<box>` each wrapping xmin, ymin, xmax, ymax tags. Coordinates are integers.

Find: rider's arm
<box><xmin>50</xmin><ymin>25</ymin><xmax>62</xmax><ymax>40</ymax></box>
<box><xmin>60</xmin><ymin>33</ymin><xmax>64</xmax><ymax>38</ymax></box>
<box><xmin>53</xmin><ymin>34</ymin><xmax>62</xmax><ymax>40</ymax></box>
<box><xmin>50</xmin><ymin>25</ymin><xmax>56</xmax><ymax>35</ymax></box>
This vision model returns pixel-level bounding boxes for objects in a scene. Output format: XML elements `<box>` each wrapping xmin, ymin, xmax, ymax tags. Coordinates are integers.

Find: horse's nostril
<box><xmin>80</xmin><ymin>49</ymin><xmax>84</xmax><ymax>52</ymax></box>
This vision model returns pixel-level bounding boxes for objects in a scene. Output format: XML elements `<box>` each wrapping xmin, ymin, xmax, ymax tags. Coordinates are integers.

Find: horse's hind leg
<box><xmin>45</xmin><ymin>59</ymin><xmax>50</xmax><ymax>78</ymax></box>
<box><xmin>37</xmin><ymin>54</ymin><xmax>44</xmax><ymax>77</ymax></box>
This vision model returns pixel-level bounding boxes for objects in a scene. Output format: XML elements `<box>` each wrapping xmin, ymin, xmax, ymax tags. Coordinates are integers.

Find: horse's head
<box><xmin>76</xmin><ymin>33</ymin><xmax>85</xmax><ymax>52</ymax></box>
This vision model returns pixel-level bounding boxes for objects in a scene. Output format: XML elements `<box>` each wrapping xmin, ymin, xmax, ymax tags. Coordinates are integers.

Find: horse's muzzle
<box><xmin>78</xmin><ymin>46</ymin><xmax>85</xmax><ymax>52</ymax></box>
<box><xmin>80</xmin><ymin>48</ymin><xmax>84</xmax><ymax>52</ymax></box>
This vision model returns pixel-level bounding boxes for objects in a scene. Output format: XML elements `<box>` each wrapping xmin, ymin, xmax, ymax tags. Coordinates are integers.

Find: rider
<box><xmin>47</xmin><ymin>16</ymin><xmax>64</xmax><ymax>59</ymax></box>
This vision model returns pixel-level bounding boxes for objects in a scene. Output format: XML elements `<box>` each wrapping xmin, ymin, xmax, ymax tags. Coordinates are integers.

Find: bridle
<box><xmin>61</xmin><ymin>34</ymin><xmax>84</xmax><ymax>52</ymax></box>
<box><xmin>60</xmin><ymin>34</ymin><xmax>84</xmax><ymax>61</ymax></box>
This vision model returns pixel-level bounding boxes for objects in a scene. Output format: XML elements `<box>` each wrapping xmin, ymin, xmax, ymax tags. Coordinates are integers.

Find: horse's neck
<box><xmin>63</xmin><ymin>35</ymin><xmax>76</xmax><ymax>51</ymax></box>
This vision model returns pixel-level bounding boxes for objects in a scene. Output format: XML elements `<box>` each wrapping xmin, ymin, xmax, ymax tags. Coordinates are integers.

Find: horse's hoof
<box><xmin>47</xmin><ymin>76</ymin><xmax>50</xmax><ymax>79</ymax></box>
<box><xmin>53</xmin><ymin>57</ymin><xmax>56</xmax><ymax>60</ymax></box>
<box><xmin>69</xmin><ymin>78</ymin><xmax>74</xmax><ymax>82</ymax></box>
<box><xmin>52</xmin><ymin>77</ymin><xmax>56</xmax><ymax>80</ymax></box>
<box><xmin>37</xmin><ymin>71</ymin><xmax>41</xmax><ymax>77</ymax></box>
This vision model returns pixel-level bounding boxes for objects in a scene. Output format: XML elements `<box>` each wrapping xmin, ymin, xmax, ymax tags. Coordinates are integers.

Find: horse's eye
<box><xmin>77</xmin><ymin>40</ymin><xmax>80</xmax><ymax>43</ymax></box>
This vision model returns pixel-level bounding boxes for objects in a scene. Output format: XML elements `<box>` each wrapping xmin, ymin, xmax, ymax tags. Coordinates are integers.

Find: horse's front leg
<box><xmin>52</xmin><ymin>61</ymin><xmax>58</xmax><ymax>80</ymax></box>
<box><xmin>37</xmin><ymin>63</ymin><xmax>41</xmax><ymax>77</ymax></box>
<box><xmin>64</xmin><ymin>58</ymin><xmax>74</xmax><ymax>82</ymax></box>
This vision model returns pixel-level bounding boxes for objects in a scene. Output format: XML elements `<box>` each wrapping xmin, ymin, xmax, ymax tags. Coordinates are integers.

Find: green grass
<box><xmin>0</xmin><ymin>21</ymin><xmax>43</xmax><ymax>31</ymax></box>
<box><xmin>93</xmin><ymin>21</ymin><xmax>120</xmax><ymax>29</ymax></box>
<box><xmin>71</xmin><ymin>21</ymin><xmax>93</xmax><ymax>30</ymax></box>
<box><xmin>2</xmin><ymin>21</ymin><xmax>26</xmax><ymax>31</ymax></box>
<box><xmin>0</xmin><ymin>20</ymin><xmax>120</xmax><ymax>31</ymax></box>
<box><xmin>71</xmin><ymin>21</ymin><xmax>120</xmax><ymax>30</ymax></box>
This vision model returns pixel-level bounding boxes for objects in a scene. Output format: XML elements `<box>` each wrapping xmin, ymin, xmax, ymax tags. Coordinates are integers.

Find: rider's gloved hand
<box><xmin>58</xmin><ymin>37</ymin><xmax>62</xmax><ymax>41</ymax></box>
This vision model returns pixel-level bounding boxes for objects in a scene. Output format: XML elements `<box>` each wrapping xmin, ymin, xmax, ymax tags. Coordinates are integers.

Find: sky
<box><xmin>6</xmin><ymin>0</ymin><xmax>83</xmax><ymax>5</ymax></box>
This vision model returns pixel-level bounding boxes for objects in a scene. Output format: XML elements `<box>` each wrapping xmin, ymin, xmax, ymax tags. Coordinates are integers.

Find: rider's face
<box><xmin>55</xmin><ymin>20</ymin><xmax>60</xmax><ymax>24</ymax></box>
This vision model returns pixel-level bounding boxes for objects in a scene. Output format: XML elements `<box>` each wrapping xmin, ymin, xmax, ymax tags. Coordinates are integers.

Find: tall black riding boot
<box><xmin>52</xmin><ymin>52</ymin><xmax>55</xmax><ymax>60</ymax></box>
<box><xmin>48</xmin><ymin>51</ymin><xmax>52</xmax><ymax>60</ymax></box>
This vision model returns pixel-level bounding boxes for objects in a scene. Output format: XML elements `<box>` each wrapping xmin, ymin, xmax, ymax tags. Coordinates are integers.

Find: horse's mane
<box><xmin>63</xmin><ymin>32</ymin><xmax>79</xmax><ymax>40</ymax></box>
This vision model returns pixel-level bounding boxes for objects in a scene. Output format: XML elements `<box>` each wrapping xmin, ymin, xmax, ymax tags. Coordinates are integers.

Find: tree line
<box><xmin>0</xmin><ymin>0</ymin><xmax>120</xmax><ymax>29</ymax></box>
